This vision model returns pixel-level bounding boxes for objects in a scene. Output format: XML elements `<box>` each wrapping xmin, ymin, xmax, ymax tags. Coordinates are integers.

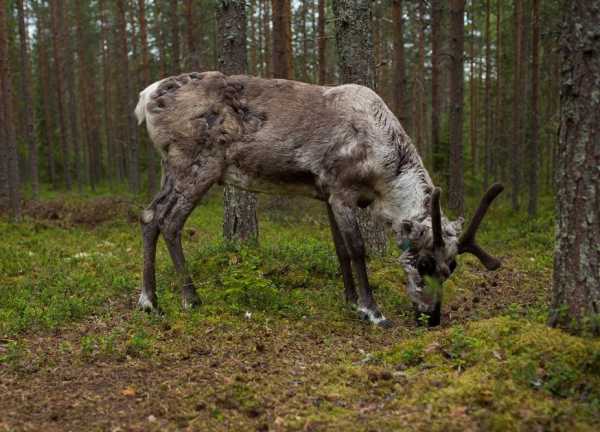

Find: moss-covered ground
<box><xmin>1</xmin><ymin>189</ymin><xmax>598</xmax><ymax>431</ymax></box>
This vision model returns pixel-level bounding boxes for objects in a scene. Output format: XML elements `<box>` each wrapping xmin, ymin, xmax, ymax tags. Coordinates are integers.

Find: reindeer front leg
<box><xmin>328</xmin><ymin>197</ymin><xmax>393</xmax><ymax>328</ymax></box>
<box><xmin>139</xmin><ymin>160</ymin><xmax>222</xmax><ymax>311</ymax></box>
<box><xmin>326</xmin><ymin>203</ymin><xmax>359</xmax><ymax>305</ymax></box>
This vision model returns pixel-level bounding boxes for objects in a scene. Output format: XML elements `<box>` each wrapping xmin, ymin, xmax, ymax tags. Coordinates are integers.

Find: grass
<box><xmin>1</xmin><ymin>188</ymin><xmax>598</xmax><ymax>431</ymax></box>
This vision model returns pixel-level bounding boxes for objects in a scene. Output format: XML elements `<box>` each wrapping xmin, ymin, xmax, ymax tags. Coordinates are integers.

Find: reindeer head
<box><xmin>396</xmin><ymin>184</ymin><xmax>504</xmax><ymax>326</ymax></box>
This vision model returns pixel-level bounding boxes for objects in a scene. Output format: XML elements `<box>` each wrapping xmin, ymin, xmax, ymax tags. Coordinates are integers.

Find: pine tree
<box><xmin>271</xmin><ymin>0</ymin><xmax>293</xmax><ymax>79</ymax></box>
<box><xmin>331</xmin><ymin>0</ymin><xmax>387</xmax><ymax>256</ymax></box>
<box><xmin>16</xmin><ymin>0</ymin><xmax>38</xmax><ymax>197</ymax></box>
<box><xmin>217</xmin><ymin>0</ymin><xmax>260</xmax><ymax>243</ymax></box>
<box><xmin>551</xmin><ymin>0</ymin><xmax>600</xmax><ymax>334</ymax></box>
<box><xmin>448</xmin><ymin>0</ymin><xmax>465</xmax><ymax>216</ymax></box>
<box><xmin>0</xmin><ymin>0</ymin><xmax>22</xmax><ymax>219</ymax></box>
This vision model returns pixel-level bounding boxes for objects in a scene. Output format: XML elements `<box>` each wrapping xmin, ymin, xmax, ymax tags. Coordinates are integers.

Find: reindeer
<box><xmin>134</xmin><ymin>71</ymin><xmax>503</xmax><ymax>327</ymax></box>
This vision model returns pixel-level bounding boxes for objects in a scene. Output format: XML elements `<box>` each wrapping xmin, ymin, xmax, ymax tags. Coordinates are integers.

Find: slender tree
<box><xmin>49</xmin><ymin>0</ymin><xmax>72</xmax><ymax>189</ymax></box>
<box><xmin>271</xmin><ymin>0</ymin><xmax>293</xmax><ymax>79</ymax></box>
<box><xmin>468</xmin><ymin>1</ymin><xmax>477</xmax><ymax>175</ymax></box>
<box><xmin>331</xmin><ymin>0</ymin><xmax>387</xmax><ymax>256</ymax></box>
<box><xmin>184</xmin><ymin>0</ymin><xmax>200</xmax><ymax>70</ymax></box>
<box><xmin>528</xmin><ymin>0</ymin><xmax>540</xmax><ymax>217</ymax></box>
<box><xmin>448</xmin><ymin>0</ymin><xmax>465</xmax><ymax>216</ymax></box>
<box><xmin>263</xmin><ymin>0</ymin><xmax>272</xmax><ymax>77</ymax></box>
<box><xmin>16</xmin><ymin>0</ymin><xmax>38</xmax><ymax>197</ymax></box>
<box><xmin>0</xmin><ymin>0</ymin><xmax>22</xmax><ymax>219</ymax></box>
<box><xmin>551</xmin><ymin>0</ymin><xmax>600</xmax><ymax>334</ymax></box>
<box><xmin>483</xmin><ymin>0</ymin><xmax>492</xmax><ymax>189</ymax></box>
<box><xmin>99</xmin><ymin>0</ymin><xmax>116</xmax><ymax>182</ymax></box>
<box><xmin>511</xmin><ymin>0</ymin><xmax>523</xmax><ymax>211</ymax></box>
<box><xmin>115</xmin><ymin>0</ymin><xmax>140</xmax><ymax>193</ymax></box>
<box><xmin>36</xmin><ymin>5</ymin><xmax>56</xmax><ymax>187</ymax></box>
<box><xmin>431</xmin><ymin>0</ymin><xmax>443</xmax><ymax>173</ymax></box>
<box><xmin>217</xmin><ymin>0</ymin><xmax>259</xmax><ymax>243</ymax></box>
<box><xmin>317</xmin><ymin>0</ymin><xmax>326</xmax><ymax>84</ymax></box>
<box><xmin>170</xmin><ymin>0</ymin><xmax>181</xmax><ymax>73</ymax></box>
<box><xmin>64</xmin><ymin>4</ymin><xmax>82</xmax><ymax>191</ymax></box>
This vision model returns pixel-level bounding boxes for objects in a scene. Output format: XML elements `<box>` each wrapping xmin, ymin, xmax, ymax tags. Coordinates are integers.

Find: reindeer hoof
<box><xmin>414</xmin><ymin>302</ymin><xmax>441</xmax><ymax>327</ymax></box>
<box><xmin>377</xmin><ymin>318</ymin><xmax>394</xmax><ymax>329</ymax></box>
<box><xmin>182</xmin><ymin>292</ymin><xmax>202</xmax><ymax>310</ymax></box>
<box><xmin>357</xmin><ymin>307</ymin><xmax>391</xmax><ymax>328</ymax></box>
<box><xmin>137</xmin><ymin>291</ymin><xmax>160</xmax><ymax>313</ymax></box>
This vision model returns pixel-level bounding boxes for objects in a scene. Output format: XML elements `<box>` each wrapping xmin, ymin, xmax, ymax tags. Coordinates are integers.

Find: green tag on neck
<box><xmin>400</xmin><ymin>239</ymin><xmax>412</xmax><ymax>252</ymax></box>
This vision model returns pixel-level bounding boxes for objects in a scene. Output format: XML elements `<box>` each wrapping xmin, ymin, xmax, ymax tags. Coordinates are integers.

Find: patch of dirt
<box><xmin>18</xmin><ymin>197</ymin><xmax>140</xmax><ymax>227</ymax></box>
<box><xmin>443</xmin><ymin>259</ymin><xmax>550</xmax><ymax>324</ymax></box>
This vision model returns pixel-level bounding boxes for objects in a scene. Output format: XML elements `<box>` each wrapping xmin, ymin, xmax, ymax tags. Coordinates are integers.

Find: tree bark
<box><xmin>331</xmin><ymin>0</ymin><xmax>387</xmax><ymax>256</ymax></box>
<box><xmin>527</xmin><ymin>0</ymin><xmax>540</xmax><ymax>217</ymax></box>
<box><xmin>550</xmin><ymin>0</ymin><xmax>600</xmax><ymax>334</ymax></box>
<box><xmin>36</xmin><ymin>6</ymin><xmax>56</xmax><ymax>187</ymax></box>
<box><xmin>217</xmin><ymin>0</ymin><xmax>260</xmax><ymax>244</ymax></box>
<box><xmin>170</xmin><ymin>0</ymin><xmax>181</xmax><ymax>73</ymax></box>
<box><xmin>483</xmin><ymin>0</ymin><xmax>491</xmax><ymax>190</ymax></box>
<box><xmin>16</xmin><ymin>0</ymin><xmax>38</xmax><ymax>197</ymax></box>
<box><xmin>263</xmin><ymin>0</ymin><xmax>272</xmax><ymax>77</ymax></box>
<box><xmin>494</xmin><ymin>0</ymin><xmax>502</xmax><ymax>183</ymax></box>
<box><xmin>448</xmin><ymin>0</ymin><xmax>465</xmax><ymax>216</ymax></box>
<box><xmin>511</xmin><ymin>0</ymin><xmax>523</xmax><ymax>211</ymax></box>
<box><xmin>271</xmin><ymin>0</ymin><xmax>293</xmax><ymax>79</ymax></box>
<box><xmin>469</xmin><ymin>2</ymin><xmax>477</xmax><ymax>177</ymax></box>
<box><xmin>317</xmin><ymin>0</ymin><xmax>326</xmax><ymax>84</ymax></box>
<box><xmin>431</xmin><ymin>0</ymin><xmax>443</xmax><ymax>173</ymax></box>
<box><xmin>99</xmin><ymin>0</ymin><xmax>116</xmax><ymax>183</ymax></box>
<box><xmin>116</xmin><ymin>0</ymin><xmax>140</xmax><ymax>193</ymax></box>
<box><xmin>63</xmin><ymin>4</ymin><xmax>82</xmax><ymax>192</ymax></box>
<box><xmin>0</xmin><ymin>0</ymin><xmax>22</xmax><ymax>219</ymax></box>
<box><xmin>49</xmin><ymin>0</ymin><xmax>72</xmax><ymax>190</ymax></box>
<box><xmin>184</xmin><ymin>0</ymin><xmax>200</xmax><ymax>70</ymax></box>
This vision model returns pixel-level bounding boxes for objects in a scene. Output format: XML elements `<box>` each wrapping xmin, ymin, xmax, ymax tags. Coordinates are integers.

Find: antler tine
<box><xmin>431</xmin><ymin>187</ymin><xmax>444</xmax><ymax>249</ymax></box>
<box><xmin>458</xmin><ymin>183</ymin><xmax>504</xmax><ymax>270</ymax></box>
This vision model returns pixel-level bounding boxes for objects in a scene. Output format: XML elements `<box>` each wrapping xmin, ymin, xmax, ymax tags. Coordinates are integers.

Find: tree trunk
<box><xmin>317</xmin><ymin>0</ymin><xmax>326</xmax><ymax>84</ymax></box>
<box><xmin>301</xmin><ymin>0</ymin><xmax>308</xmax><ymax>81</ymax></box>
<box><xmin>271</xmin><ymin>0</ymin><xmax>293</xmax><ymax>79</ymax></box>
<box><xmin>184</xmin><ymin>0</ymin><xmax>200</xmax><ymax>70</ymax></box>
<box><xmin>16</xmin><ymin>0</ymin><xmax>38</xmax><ymax>197</ymax></box>
<box><xmin>331</xmin><ymin>0</ymin><xmax>387</xmax><ymax>256</ymax></box>
<box><xmin>469</xmin><ymin>2</ymin><xmax>477</xmax><ymax>177</ymax></box>
<box><xmin>0</xmin><ymin>0</ymin><xmax>22</xmax><ymax>219</ymax></box>
<box><xmin>448</xmin><ymin>0</ymin><xmax>465</xmax><ymax>216</ymax></box>
<box><xmin>116</xmin><ymin>0</ymin><xmax>140</xmax><ymax>193</ymax></box>
<box><xmin>527</xmin><ymin>0</ymin><xmax>540</xmax><ymax>217</ymax></box>
<box><xmin>511</xmin><ymin>0</ymin><xmax>523</xmax><ymax>211</ymax></box>
<box><xmin>249</xmin><ymin>0</ymin><xmax>258</xmax><ymax>75</ymax></box>
<box><xmin>494</xmin><ymin>0</ymin><xmax>502</xmax><ymax>183</ymax></box>
<box><xmin>263</xmin><ymin>0</ymin><xmax>272</xmax><ymax>77</ymax></box>
<box><xmin>99</xmin><ymin>0</ymin><xmax>115</xmax><ymax>183</ymax></box>
<box><xmin>36</xmin><ymin>7</ymin><xmax>56</xmax><ymax>187</ymax></box>
<box><xmin>550</xmin><ymin>0</ymin><xmax>600</xmax><ymax>334</ymax></box>
<box><xmin>63</xmin><ymin>4</ymin><xmax>82</xmax><ymax>192</ymax></box>
<box><xmin>170</xmin><ymin>0</ymin><xmax>180</xmax><ymax>73</ymax></box>
<box><xmin>413</xmin><ymin>0</ymin><xmax>426</xmax><ymax>156</ymax></box>
<box><xmin>431</xmin><ymin>0</ymin><xmax>443</xmax><ymax>174</ymax></box>
<box><xmin>483</xmin><ymin>0</ymin><xmax>491</xmax><ymax>189</ymax></box>
<box><xmin>138</xmin><ymin>0</ymin><xmax>158</xmax><ymax>196</ymax></box>
<box><xmin>217</xmin><ymin>0</ymin><xmax>260</xmax><ymax>244</ymax></box>
<box><xmin>49</xmin><ymin>0</ymin><xmax>72</xmax><ymax>190</ymax></box>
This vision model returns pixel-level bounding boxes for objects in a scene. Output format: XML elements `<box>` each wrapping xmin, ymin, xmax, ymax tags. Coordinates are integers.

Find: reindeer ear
<box><xmin>394</xmin><ymin>220</ymin><xmax>429</xmax><ymax>247</ymax></box>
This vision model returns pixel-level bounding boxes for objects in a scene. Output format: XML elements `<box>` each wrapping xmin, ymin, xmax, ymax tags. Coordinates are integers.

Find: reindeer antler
<box><xmin>431</xmin><ymin>187</ymin><xmax>444</xmax><ymax>250</ymax></box>
<box><xmin>458</xmin><ymin>183</ymin><xmax>504</xmax><ymax>270</ymax></box>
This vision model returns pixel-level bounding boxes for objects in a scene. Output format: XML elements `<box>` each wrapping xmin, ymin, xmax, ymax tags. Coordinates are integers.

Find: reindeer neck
<box><xmin>373</xmin><ymin>157</ymin><xmax>435</xmax><ymax>226</ymax></box>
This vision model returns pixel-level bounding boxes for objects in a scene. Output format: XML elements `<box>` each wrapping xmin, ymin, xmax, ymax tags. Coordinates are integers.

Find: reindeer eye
<box><xmin>417</xmin><ymin>256</ymin><xmax>436</xmax><ymax>276</ymax></box>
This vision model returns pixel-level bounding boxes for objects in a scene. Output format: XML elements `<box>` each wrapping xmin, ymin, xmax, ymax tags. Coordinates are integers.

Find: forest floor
<box><xmin>1</xmin><ymin>189</ymin><xmax>599</xmax><ymax>431</ymax></box>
